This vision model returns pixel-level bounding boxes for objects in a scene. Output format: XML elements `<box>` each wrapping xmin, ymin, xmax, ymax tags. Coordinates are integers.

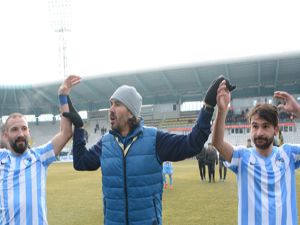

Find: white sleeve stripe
<box><xmin>34</xmin><ymin>142</ymin><xmax>55</xmax><ymax>164</ymax></box>
<box><xmin>281</xmin><ymin>149</ymin><xmax>292</xmax><ymax>225</ymax></box>
<box><xmin>40</xmin><ymin>166</ymin><xmax>47</xmax><ymax>223</ymax></box>
<box><xmin>270</xmin><ymin>154</ymin><xmax>282</xmax><ymax>225</ymax></box>
<box><xmin>247</xmin><ymin>155</ymin><xmax>255</xmax><ymax>225</ymax></box>
<box><xmin>19</xmin><ymin>160</ymin><xmax>26</xmax><ymax>225</ymax></box>
<box><xmin>257</xmin><ymin>157</ymin><xmax>269</xmax><ymax>225</ymax></box>
<box><xmin>31</xmin><ymin>162</ymin><xmax>38</xmax><ymax>225</ymax></box>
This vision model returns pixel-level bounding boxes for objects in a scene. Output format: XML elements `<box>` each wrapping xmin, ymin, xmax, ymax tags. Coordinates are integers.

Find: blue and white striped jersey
<box><xmin>163</xmin><ymin>161</ymin><xmax>173</xmax><ymax>174</ymax></box>
<box><xmin>225</xmin><ymin>144</ymin><xmax>300</xmax><ymax>225</ymax></box>
<box><xmin>0</xmin><ymin>142</ymin><xmax>56</xmax><ymax>225</ymax></box>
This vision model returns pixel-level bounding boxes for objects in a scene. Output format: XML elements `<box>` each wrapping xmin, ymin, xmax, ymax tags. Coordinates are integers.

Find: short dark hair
<box><xmin>247</xmin><ymin>103</ymin><xmax>278</xmax><ymax>127</ymax></box>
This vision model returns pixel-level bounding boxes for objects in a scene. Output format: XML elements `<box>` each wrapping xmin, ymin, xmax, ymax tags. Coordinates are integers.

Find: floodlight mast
<box><xmin>48</xmin><ymin>0</ymin><xmax>72</xmax><ymax>78</ymax></box>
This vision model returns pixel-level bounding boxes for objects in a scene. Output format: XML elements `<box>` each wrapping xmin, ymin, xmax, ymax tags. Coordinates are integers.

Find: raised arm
<box><xmin>211</xmin><ymin>80</ymin><xmax>234</xmax><ymax>162</ymax></box>
<box><xmin>156</xmin><ymin>75</ymin><xmax>236</xmax><ymax>162</ymax></box>
<box><xmin>61</xmin><ymin>92</ymin><xmax>100</xmax><ymax>171</ymax></box>
<box><xmin>51</xmin><ymin>75</ymin><xmax>81</xmax><ymax>156</ymax></box>
<box><xmin>274</xmin><ymin>91</ymin><xmax>300</xmax><ymax>118</ymax></box>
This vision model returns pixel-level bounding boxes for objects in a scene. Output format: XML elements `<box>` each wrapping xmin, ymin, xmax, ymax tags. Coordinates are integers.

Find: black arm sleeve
<box><xmin>156</xmin><ymin>108</ymin><xmax>212</xmax><ymax>162</ymax></box>
<box><xmin>72</xmin><ymin>127</ymin><xmax>101</xmax><ymax>171</ymax></box>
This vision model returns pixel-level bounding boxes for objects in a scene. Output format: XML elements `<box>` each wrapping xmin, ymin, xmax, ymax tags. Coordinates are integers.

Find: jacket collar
<box><xmin>109</xmin><ymin>118</ymin><xmax>144</xmax><ymax>140</ymax></box>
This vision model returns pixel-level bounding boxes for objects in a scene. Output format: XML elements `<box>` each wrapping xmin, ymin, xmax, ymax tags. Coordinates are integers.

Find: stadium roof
<box><xmin>1</xmin><ymin>52</ymin><xmax>300</xmax><ymax>117</ymax></box>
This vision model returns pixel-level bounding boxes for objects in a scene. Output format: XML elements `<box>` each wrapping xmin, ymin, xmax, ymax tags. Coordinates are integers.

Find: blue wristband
<box><xmin>59</xmin><ymin>95</ymin><xmax>68</xmax><ymax>106</ymax></box>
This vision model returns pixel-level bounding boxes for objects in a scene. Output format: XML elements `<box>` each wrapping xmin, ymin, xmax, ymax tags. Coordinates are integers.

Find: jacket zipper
<box><xmin>114</xmin><ymin>135</ymin><xmax>139</xmax><ymax>225</ymax></box>
<box><xmin>123</xmin><ymin>155</ymin><xmax>129</xmax><ymax>225</ymax></box>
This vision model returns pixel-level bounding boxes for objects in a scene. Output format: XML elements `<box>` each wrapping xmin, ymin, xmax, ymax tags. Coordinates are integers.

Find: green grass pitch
<box><xmin>47</xmin><ymin>160</ymin><xmax>300</xmax><ymax>225</ymax></box>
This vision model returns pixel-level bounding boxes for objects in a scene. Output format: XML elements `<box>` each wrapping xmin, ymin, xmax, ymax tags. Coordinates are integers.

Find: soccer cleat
<box><xmin>169</xmin><ymin>185</ymin><xmax>173</xmax><ymax>190</ymax></box>
<box><xmin>164</xmin><ymin>183</ymin><xmax>167</xmax><ymax>189</ymax></box>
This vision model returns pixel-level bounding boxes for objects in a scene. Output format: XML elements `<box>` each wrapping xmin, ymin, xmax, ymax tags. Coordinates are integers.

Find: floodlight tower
<box><xmin>48</xmin><ymin>0</ymin><xmax>72</xmax><ymax>78</ymax></box>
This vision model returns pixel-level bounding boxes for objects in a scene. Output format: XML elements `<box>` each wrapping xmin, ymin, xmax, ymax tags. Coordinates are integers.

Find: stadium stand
<box><xmin>159</xmin><ymin>116</ymin><xmax>197</xmax><ymax>128</ymax></box>
<box><xmin>1</xmin><ymin>53</ymin><xmax>299</xmax><ymax>154</ymax></box>
<box><xmin>1</xmin><ymin>99</ymin><xmax>299</xmax><ymax>157</ymax></box>
<box><xmin>29</xmin><ymin>121</ymin><xmax>60</xmax><ymax>146</ymax></box>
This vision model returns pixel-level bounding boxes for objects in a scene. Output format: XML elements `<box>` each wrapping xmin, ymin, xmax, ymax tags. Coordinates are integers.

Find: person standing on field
<box><xmin>0</xmin><ymin>75</ymin><xmax>80</xmax><ymax>225</ymax></box>
<box><xmin>64</xmin><ymin>75</ymin><xmax>235</xmax><ymax>225</ymax></box>
<box><xmin>205</xmin><ymin>143</ymin><xmax>218</xmax><ymax>183</ymax></box>
<box><xmin>212</xmin><ymin>79</ymin><xmax>300</xmax><ymax>225</ymax></box>
<box><xmin>218</xmin><ymin>153</ymin><xmax>227</xmax><ymax>181</ymax></box>
<box><xmin>163</xmin><ymin>161</ymin><xmax>173</xmax><ymax>189</ymax></box>
<box><xmin>196</xmin><ymin>146</ymin><xmax>207</xmax><ymax>181</ymax></box>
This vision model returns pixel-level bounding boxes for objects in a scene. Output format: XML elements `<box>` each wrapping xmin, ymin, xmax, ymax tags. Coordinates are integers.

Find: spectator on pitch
<box><xmin>246</xmin><ymin>138</ymin><xmax>252</xmax><ymax>148</ymax></box>
<box><xmin>205</xmin><ymin>143</ymin><xmax>218</xmax><ymax>183</ymax></box>
<box><xmin>274</xmin><ymin>127</ymin><xmax>285</xmax><ymax>148</ymax></box>
<box><xmin>278</xmin><ymin>128</ymin><xmax>284</xmax><ymax>146</ymax></box>
<box><xmin>64</xmin><ymin>75</ymin><xmax>235</xmax><ymax>225</ymax></box>
<box><xmin>196</xmin><ymin>146</ymin><xmax>207</xmax><ymax>181</ymax></box>
<box><xmin>163</xmin><ymin>161</ymin><xmax>173</xmax><ymax>189</ymax></box>
<box><xmin>0</xmin><ymin>75</ymin><xmax>80</xmax><ymax>225</ymax></box>
<box><xmin>212</xmin><ymin>80</ymin><xmax>300</xmax><ymax>225</ymax></box>
<box><xmin>218</xmin><ymin>153</ymin><xmax>227</xmax><ymax>181</ymax></box>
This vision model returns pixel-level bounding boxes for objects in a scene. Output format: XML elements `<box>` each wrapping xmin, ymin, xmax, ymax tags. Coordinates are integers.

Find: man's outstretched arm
<box><xmin>211</xmin><ymin>80</ymin><xmax>234</xmax><ymax>162</ymax></box>
<box><xmin>52</xmin><ymin>75</ymin><xmax>81</xmax><ymax>156</ymax></box>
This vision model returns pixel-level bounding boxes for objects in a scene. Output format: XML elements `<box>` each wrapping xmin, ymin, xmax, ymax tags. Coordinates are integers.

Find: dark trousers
<box><xmin>207</xmin><ymin>162</ymin><xmax>215</xmax><ymax>182</ymax></box>
<box><xmin>197</xmin><ymin>160</ymin><xmax>206</xmax><ymax>180</ymax></box>
<box><xmin>219</xmin><ymin>163</ymin><xmax>227</xmax><ymax>180</ymax></box>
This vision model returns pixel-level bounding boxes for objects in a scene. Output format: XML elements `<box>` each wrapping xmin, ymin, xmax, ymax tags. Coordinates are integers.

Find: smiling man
<box><xmin>0</xmin><ymin>75</ymin><xmax>80</xmax><ymax>225</ymax></box>
<box><xmin>212</xmin><ymin>80</ymin><xmax>300</xmax><ymax>225</ymax></box>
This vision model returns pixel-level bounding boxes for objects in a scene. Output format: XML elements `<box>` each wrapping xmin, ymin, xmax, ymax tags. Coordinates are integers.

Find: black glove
<box><xmin>204</xmin><ymin>75</ymin><xmax>236</xmax><ymax>107</ymax></box>
<box><xmin>62</xmin><ymin>96</ymin><xmax>84</xmax><ymax>128</ymax></box>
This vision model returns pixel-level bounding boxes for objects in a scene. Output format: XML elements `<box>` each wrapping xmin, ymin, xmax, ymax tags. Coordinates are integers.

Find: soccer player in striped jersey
<box><xmin>0</xmin><ymin>75</ymin><xmax>80</xmax><ymax>225</ymax></box>
<box><xmin>163</xmin><ymin>161</ymin><xmax>174</xmax><ymax>189</ymax></box>
<box><xmin>212</xmin><ymin>80</ymin><xmax>300</xmax><ymax>225</ymax></box>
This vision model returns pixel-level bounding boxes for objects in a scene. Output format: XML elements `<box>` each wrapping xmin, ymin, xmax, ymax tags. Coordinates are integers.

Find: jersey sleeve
<box><xmin>34</xmin><ymin>141</ymin><xmax>56</xmax><ymax>167</ymax></box>
<box><xmin>224</xmin><ymin>146</ymin><xmax>244</xmax><ymax>174</ymax></box>
<box><xmin>284</xmin><ymin>144</ymin><xmax>300</xmax><ymax>169</ymax></box>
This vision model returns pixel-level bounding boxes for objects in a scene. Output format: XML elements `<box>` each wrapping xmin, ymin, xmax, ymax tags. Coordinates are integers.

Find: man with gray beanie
<box><xmin>110</xmin><ymin>85</ymin><xmax>142</xmax><ymax>118</ymax></box>
<box><xmin>65</xmin><ymin>75</ymin><xmax>235</xmax><ymax>225</ymax></box>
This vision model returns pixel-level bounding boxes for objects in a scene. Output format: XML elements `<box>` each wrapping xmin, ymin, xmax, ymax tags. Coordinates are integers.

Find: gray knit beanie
<box><xmin>110</xmin><ymin>85</ymin><xmax>142</xmax><ymax>117</ymax></box>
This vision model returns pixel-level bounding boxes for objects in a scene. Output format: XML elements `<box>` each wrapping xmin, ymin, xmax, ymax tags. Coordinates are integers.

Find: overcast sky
<box><xmin>0</xmin><ymin>0</ymin><xmax>299</xmax><ymax>86</ymax></box>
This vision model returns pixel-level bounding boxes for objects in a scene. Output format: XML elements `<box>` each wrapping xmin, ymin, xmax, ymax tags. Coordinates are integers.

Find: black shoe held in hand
<box><xmin>204</xmin><ymin>75</ymin><xmax>236</xmax><ymax>107</ymax></box>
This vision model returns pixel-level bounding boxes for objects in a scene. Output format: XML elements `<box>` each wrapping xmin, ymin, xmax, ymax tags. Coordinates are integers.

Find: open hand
<box><xmin>274</xmin><ymin>91</ymin><xmax>300</xmax><ymax>117</ymax></box>
<box><xmin>58</xmin><ymin>75</ymin><xmax>81</xmax><ymax>95</ymax></box>
<box><xmin>216</xmin><ymin>80</ymin><xmax>231</xmax><ymax>112</ymax></box>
